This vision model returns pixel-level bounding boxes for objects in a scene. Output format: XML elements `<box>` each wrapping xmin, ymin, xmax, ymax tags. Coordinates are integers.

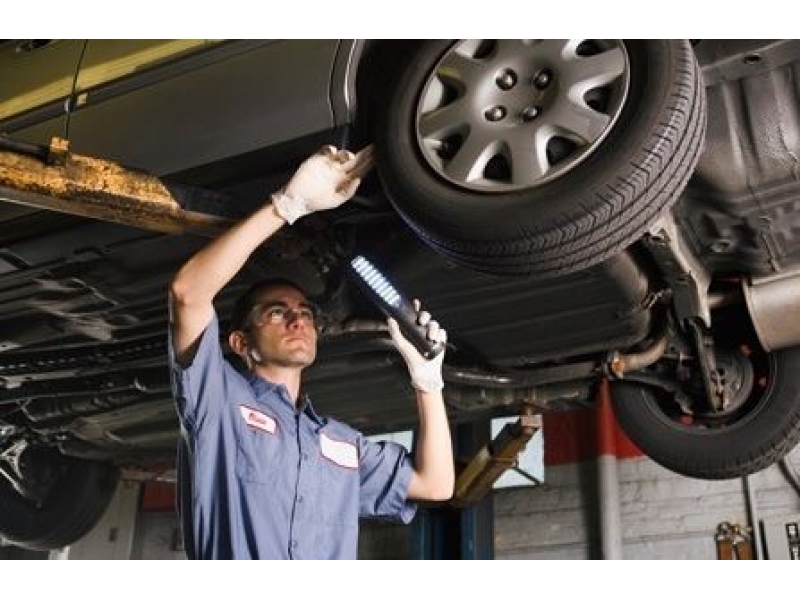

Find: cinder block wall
<box><xmin>86</xmin><ymin>404</ymin><xmax>800</xmax><ymax>560</ymax></box>
<box><xmin>493</xmin><ymin>445</ymin><xmax>800</xmax><ymax>559</ymax></box>
<box><xmin>61</xmin><ymin>443</ymin><xmax>799</xmax><ymax>559</ymax></box>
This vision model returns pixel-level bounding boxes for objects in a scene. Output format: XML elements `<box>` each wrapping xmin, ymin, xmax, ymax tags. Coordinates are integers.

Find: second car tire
<box><xmin>0</xmin><ymin>452</ymin><xmax>119</xmax><ymax>550</ymax></box>
<box><xmin>611</xmin><ymin>346</ymin><xmax>800</xmax><ymax>479</ymax></box>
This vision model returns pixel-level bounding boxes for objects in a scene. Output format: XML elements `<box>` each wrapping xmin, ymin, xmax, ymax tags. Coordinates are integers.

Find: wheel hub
<box><xmin>415</xmin><ymin>39</ymin><xmax>630</xmax><ymax>192</ymax></box>
<box><xmin>712</xmin><ymin>348</ymin><xmax>755</xmax><ymax>415</ymax></box>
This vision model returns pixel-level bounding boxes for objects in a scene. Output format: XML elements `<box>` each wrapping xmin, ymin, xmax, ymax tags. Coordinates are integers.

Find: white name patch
<box><xmin>320</xmin><ymin>433</ymin><xmax>359</xmax><ymax>469</ymax></box>
<box><xmin>239</xmin><ymin>405</ymin><xmax>276</xmax><ymax>434</ymax></box>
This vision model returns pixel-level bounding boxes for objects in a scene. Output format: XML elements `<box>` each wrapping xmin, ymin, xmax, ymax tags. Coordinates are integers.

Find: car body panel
<box><xmin>67</xmin><ymin>39</ymin><xmax>340</xmax><ymax>175</ymax></box>
<box><xmin>0</xmin><ymin>39</ymin><xmax>85</xmax><ymax>143</ymax></box>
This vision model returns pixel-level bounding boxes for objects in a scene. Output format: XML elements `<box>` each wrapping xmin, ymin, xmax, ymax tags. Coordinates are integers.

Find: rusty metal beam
<box><xmin>452</xmin><ymin>412</ymin><xmax>542</xmax><ymax>507</ymax></box>
<box><xmin>0</xmin><ymin>137</ymin><xmax>234</xmax><ymax>237</ymax></box>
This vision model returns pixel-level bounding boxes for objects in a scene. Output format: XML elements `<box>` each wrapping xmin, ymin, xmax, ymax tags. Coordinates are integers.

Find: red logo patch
<box><xmin>239</xmin><ymin>405</ymin><xmax>276</xmax><ymax>434</ymax></box>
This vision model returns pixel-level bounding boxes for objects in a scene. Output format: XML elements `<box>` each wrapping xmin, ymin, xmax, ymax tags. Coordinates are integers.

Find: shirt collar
<box><xmin>245</xmin><ymin>371</ymin><xmax>326</xmax><ymax>428</ymax></box>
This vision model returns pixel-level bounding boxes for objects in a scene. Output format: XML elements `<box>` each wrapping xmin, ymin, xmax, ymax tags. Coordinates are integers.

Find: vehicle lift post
<box><xmin>413</xmin><ymin>411</ymin><xmax>540</xmax><ymax>559</ymax></box>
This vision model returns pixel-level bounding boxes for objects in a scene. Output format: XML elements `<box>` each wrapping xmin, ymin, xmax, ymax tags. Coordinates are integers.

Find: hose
<box><xmin>0</xmin><ymin>135</ymin><xmax>48</xmax><ymax>161</ymax></box>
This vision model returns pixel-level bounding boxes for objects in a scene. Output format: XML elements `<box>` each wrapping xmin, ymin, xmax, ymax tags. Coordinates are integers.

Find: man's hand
<box><xmin>387</xmin><ymin>300</ymin><xmax>446</xmax><ymax>393</ymax></box>
<box><xmin>272</xmin><ymin>144</ymin><xmax>374</xmax><ymax>225</ymax></box>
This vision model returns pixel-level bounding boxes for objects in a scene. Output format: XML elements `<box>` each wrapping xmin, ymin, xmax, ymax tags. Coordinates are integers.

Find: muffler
<box><xmin>742</xmin><ymin>268</ymin><xmax>800</xmax><ymax>351</ymax></box>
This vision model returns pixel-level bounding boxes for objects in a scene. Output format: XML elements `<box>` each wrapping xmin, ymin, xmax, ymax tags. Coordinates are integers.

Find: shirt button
<box><xmin>291</xmin><ymin>540</ymin><xmax>299</xmax><ymax>550</ymax></box>
<box><xmin>297</xmin><ymin>495</ymin><xmax>304</xmax><ymax>504</ymax></box>
<box><xmin>302</xmin><ymin>452</ymin><xmax>309</xmax><ymax>461</ymax></box>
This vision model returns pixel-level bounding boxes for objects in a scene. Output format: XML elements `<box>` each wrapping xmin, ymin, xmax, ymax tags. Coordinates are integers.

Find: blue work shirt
<box><xmin>169</xmin><ymin>313</ymin><xmax>416</xmax><ymax>559</ymax></box>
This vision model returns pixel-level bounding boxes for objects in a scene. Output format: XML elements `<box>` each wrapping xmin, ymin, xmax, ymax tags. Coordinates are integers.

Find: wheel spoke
<box><xmin>547</xmin><ymin>96</ymin><xmax>611</xmax><ymax>144</ymax></box>
<box><xmin>507</xmin><ymin>130</ymin><xmax>550</xmax><ymax>186</ymax></box>
<box><xmin>562</xmin><ymin>46</ymin><xmax>627</xmax><ymax>94</ymax></box>
<box><xmin>418</xmin><ymin>101</ymin><xmax>470</xmax><ymax>139</ymax></box>
<box><xmin>492</xmin><ymin>39</ymin><xmax>535</xmax><ymax>61</ymax></box>
<box><xmin>437</xmin><ymin>50</ymin><xmax>487</xmax><ymax>90</ymax></box>
<box><xmin>535</xmin><ymin>39</ymin><xmax>573</xmax><ymax>61</ymax></box>
<box><xmin>444</xmin><ymin>131</ymin><xmax>496</xmax><ymax>183</ymax></box>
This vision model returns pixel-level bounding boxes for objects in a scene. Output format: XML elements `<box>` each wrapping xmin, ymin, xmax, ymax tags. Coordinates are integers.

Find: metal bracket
<box><xmin>0</xmin><ymin>439</ymin><xmax>62</xmax><ymax>503</ymax></box>
<box><xmin>0</xmin><ymin>439</ymin><xmax>36</xmax><ymax>500</ymax></box>
<box><xmin>0</xmin><ymin>420</ymin><xmax>18</xmax><ymax>441</ymax></box>
<box><xmin>641</xmin><ymin>211</ymin><xmax>712</xmax><ymax>327</ymax></box>
<box><xmin>715</xmin><ymin>521</ymin><xmax>754</xmax><ymax>560</ymax></box>
<box><xmin>685</xmin><ymin>318</ymin><xmax>728</xmax><ymax>412</ymax></box>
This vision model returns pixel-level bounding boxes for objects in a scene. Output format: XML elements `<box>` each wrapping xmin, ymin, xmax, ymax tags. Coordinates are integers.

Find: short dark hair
<box><xmin>228</xmin><ymin>277</ymin><xmax>311</xmax><ymax>333</ymax></box>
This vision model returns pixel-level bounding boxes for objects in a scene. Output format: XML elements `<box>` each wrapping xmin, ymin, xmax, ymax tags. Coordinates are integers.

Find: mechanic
<box><xmin>168</xmin><ymin>145</ymin><xmax>454</xmax><ymax>559</ymax></box>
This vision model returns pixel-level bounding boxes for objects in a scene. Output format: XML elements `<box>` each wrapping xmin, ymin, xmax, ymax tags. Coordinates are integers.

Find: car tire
<box><xmin>0</xmin><ymin>452</ymin><xmax>119</xmax><ymax>550</ymax></box>
<box><xmin>611</xmin><ymin>346</ymin><xmax>800</xmax><ymax>479</ymax></box>
<box><xmin>373</xmin><ymin>39</ymin><xmax>706</xmax><ymax>277</ymax></box>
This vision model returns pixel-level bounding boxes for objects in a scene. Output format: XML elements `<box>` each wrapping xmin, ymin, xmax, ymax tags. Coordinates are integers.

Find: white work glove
<box><xmin>272</xmin><ymin>144</ymin><xmax>374</xmax><ymax>225</ymax></box>
<box><xmin>387</xmin><ymin>300</ymin><xmax>447</xmax><ymax>394</ymax></box>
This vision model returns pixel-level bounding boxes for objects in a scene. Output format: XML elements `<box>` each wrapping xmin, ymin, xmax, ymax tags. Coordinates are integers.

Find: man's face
<box><xmin>245</xmin><ymin>284</ymin><xmax>318</xmax><ymax>369</ymax></box>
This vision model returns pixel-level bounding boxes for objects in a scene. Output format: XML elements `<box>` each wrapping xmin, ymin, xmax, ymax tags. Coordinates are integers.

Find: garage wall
<box><xmin>60</xmin><ymin>479</ymin><xmax>142</xmax><ymax>560</ymax></box>
<box><xmin>130</xmin><ymin>511</ymin><xmax>186</xmax><ymax>560</ymax></box>
<box><xmin>493</xmin><ymin>445</ymin><xmax>800</xmax><ymax>559</ymax></box>
<box><xmin>81</xmin><ymin>441</ymin><xmax>799</xmax><ymax>559</ymax></box>
<box><xmin>31</xmin><ymin>444</ymin><xmax>800</xmax><ymax>559</ymax></box>
<box><xmin>46</xmin><ymin>404</ymin><xmax>800</xmax><ymax>560</ymax></box>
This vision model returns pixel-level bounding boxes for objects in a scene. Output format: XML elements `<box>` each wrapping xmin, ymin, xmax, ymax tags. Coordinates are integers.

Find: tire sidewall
<box><xmin>0</xmin><ymin>455</ymin><xmax>119</xmax><ymax>550</ymax></box>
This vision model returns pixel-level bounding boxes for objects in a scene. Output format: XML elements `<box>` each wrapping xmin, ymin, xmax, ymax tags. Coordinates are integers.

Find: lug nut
<box><xmin>521</xmin><ymin>106</ymin><xmax>541</xmax><ymax>121</ymax></box>
<box><xmin>485</xmin><ymin>106</ymin><xmax>507</xmax><ymax>122</ymax></box>
<box><xmin>436</xmin><ymin>140</ymin><xmax>454</xmax><ymax>158</ymax></box>
<box><xmin>495</xmin><ymin>69</ymin><xmax>517</xmax><ymax>90</ymax></box>
<box><xmin>534</xmin><ymin>68</ymin><xmax>553</xmax><ymax>89</ymax></box>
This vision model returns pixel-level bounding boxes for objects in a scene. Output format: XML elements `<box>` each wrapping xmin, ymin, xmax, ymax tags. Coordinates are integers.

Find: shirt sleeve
<box><xmin>357</xmin><ymin>437</ymin><xmax>417</xmax><ymax>523</ymax></box>
<box><xmin>168</xmin><ymin>311</ymin><xmax>231</xmax><ymax>430</ymax></box>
